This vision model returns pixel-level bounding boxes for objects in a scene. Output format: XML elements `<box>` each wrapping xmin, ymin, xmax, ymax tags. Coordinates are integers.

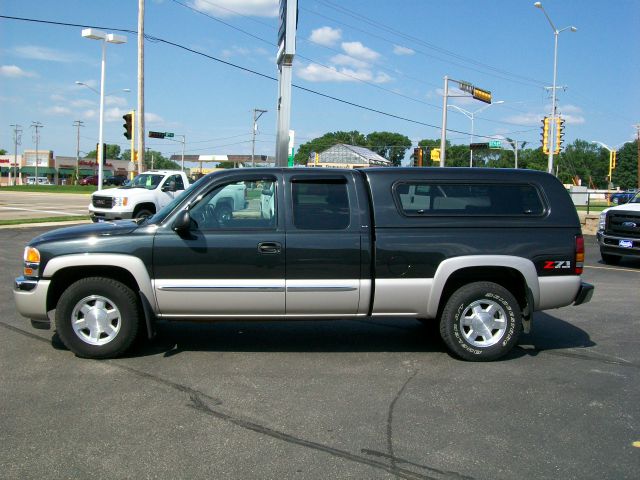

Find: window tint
<box><xmin>189</xmin><ymin>179</ymin><xmax>276</xmax><ymax>229</ymax></box>
<box><xmin>169</xmin><ymin>174</ymin><xmax>185</xmax><ymax>190</ymax></box>
<box><xmin>292</xmin><ymin>180</ymin><xmax>350</xmax><ymax>230</ymax></box>
<box><xmin>395</xmin><ymin>182</ymin><xmax>545</xmax><ymax>216</ymax></box>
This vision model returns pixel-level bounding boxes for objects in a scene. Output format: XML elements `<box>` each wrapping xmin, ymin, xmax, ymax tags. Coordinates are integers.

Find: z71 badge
<box><xmin>543</xmin><ymin>260</ymin><xmax>571</xmax><ymax>269</ymax></box>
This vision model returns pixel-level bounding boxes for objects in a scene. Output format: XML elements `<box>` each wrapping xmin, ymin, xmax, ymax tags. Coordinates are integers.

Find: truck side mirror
<box><xmin>261</xmin><ymin>188</ymin><xmax>273</xmax><ymax>196</ymax></box>
<box><xmin>172</xmin><ymin>210</ymin><xmax>192</xmax><ymax>233</ymax></box>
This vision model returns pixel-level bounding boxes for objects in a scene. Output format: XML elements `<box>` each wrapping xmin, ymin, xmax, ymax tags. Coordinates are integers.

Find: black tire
<box><xmin>601</xmin><ymin>252</ymin><xmax>621</xmax><ymax>264</ymax></box>
<box><xmin>439</xmin><ymin>282</ymin><xmax>522</xmax><ymax>361</ymax></box>
<box><xmin>134</xmin><ymin>207</ymin><xmax>154</xmax><ymax>219</ymax></box>
<box><xmin>55</xmin><ymin>277</ymin><xmax>140</xmax><ymax>359</ymax></box>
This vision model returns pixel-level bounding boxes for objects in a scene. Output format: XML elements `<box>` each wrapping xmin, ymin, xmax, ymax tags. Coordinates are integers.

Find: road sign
<box><xmin>489</xmin><ymin>140</ymin><xmax>502</xmax><ymax>149</ymax></box>
<box><xmin>165</xmin><ymin>132</ymin><xmax>174</xmax><ymax>138</ymax></box>
<box><xmin>148</xmin><ymin>131</ymin><xmax>165</xmax><ymax>139</ymax></box>
<box><xmin>470</xmin><ymin>142</ymin><xmax>489</xmax><ymax>150</ymax></box>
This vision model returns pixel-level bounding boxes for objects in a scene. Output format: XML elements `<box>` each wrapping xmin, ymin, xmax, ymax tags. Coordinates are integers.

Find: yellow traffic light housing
<box><xmin>541</xmin><ymin>117</ymin><xmax>550</xmax><ymax>154</ymax></box>
<box><xmin>472</xmin><ymin>87</ymin><xmax>492</xmax><ymax>104</ymax></box>
<box><xmin>431</xmin><ymin>148</ymin><xmax>441</xmax><ymax>162</ymax></box>
<box><xmin>554</xmin><ymin>117</ymin><xmax>565</xmax><ymax>154</ymax></box>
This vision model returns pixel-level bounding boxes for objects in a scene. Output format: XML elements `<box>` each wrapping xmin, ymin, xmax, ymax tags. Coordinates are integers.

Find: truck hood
<box><xmin>30</xmin><ymin>220</ymin><xmax>139</xmax><ymax>245</ymax></box>
<box><xmin>603</xmin><ymin>203</ymin><xmax>640</xmax><ymax>214</ymax></box>
<box><xmin>91</xmin><ymin>186</ymin><xmax>155</xmax><ymax>198</ymax></box>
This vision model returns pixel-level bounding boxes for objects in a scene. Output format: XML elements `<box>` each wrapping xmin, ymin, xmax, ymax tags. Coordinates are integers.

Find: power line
<box><xmin>0</xmin><ymin>14</ymin><xmax>529</xmax><ymax>141</ymax></box>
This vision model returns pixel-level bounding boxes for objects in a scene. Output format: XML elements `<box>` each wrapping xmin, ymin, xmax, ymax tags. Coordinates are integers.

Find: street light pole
<box><xmin>448</xmin><ymin>101</ymin><xmax>504</xmax><ymax>167</ymax></box>
<box><xmin>251</xmin><ymin>109</ymin><xmax>267</xmax><ymax>168</ymax></box>
<box><xmin>9</xmin><ymin>124</ymin><xmax>22</xmax><ymax>186</ymax></box>
<box><xmin>81</xmin><ymin>28</ymin><xmax>127</xmax><ymax>191</ymax></box>
<box><xmin>534</xmin><ymin>2</ymin><xmax>576</xmax><ymax>175</ymax></box>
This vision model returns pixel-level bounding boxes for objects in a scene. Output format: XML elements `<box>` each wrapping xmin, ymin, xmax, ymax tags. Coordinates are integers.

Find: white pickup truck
<box><xmin>89</xmin><ymin>170</ymin><xmax>190</xmax><ymax>222</ymax></box>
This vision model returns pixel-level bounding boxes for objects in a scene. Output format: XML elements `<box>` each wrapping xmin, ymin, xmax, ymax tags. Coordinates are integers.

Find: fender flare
<box><xmin>43</xmin><ymin>254</ymin><xmax>157</xmax><ymax>313</ymax></box>
<box><xmin>426</xmin><ymin>255</ymin><xmax>540</xmax><ymax>319</ymax></box>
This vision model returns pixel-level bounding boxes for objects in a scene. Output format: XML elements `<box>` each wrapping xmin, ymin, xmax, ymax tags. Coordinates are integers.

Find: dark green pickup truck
<box><xmin>14</xmin><ymin>167</ymin><xmax>593</xmax><ymax>361</ymax></box>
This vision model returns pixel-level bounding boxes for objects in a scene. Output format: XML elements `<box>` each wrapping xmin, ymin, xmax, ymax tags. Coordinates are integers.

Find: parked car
<box><xmin>104</xmin><ymin>175</ymin><xmax>128</xmax><ymax>186</ymax></box>
<box><xmin>14</xmin><ymin>168</ymin><xmax>593</xmax><ymax>361</ymax></box>
<box><xmin>609</xmin><ymin>189</ymin><xmax>638</xmax><ymax>205</ymax></box>
<box><xmin>26</xmin><ymin>177</ymin><xmax>52</xmax><ymax>186</ymax></box>
<box><xmin>80</xmin><ymin>175</ymin><xmax>99</xmax><ymax>186</ymax></box>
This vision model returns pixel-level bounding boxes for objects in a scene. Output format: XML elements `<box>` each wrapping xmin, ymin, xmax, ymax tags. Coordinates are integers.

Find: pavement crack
<box><xmin>387</xmin><ymin>370</ymin><xmax>418</xmax><ymax>474</ymax></box>
<box><xmin>361</xmin><ymin>449</ymin><xmax>475</xmax><ymax>480</ymax></box>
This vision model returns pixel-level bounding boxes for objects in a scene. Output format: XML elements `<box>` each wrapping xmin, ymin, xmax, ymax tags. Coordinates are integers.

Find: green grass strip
<box><xmin>1</xmin><ymin>186</ymin><xmax>96</xmax><ymax>194</ymax></box>
<box><xmin>0</xmin><ymin>216</ymin><xmax>90</xmax><ymax>226</ymax></box>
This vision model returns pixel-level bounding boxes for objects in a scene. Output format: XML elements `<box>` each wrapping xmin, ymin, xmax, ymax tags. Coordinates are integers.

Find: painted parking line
<box><xmin>584</xmin><ymin>265</ymin><xmax>640</xmax><ymax>274</ymax></box>
<box><xmin>0</xmin><ymin>206</ymin><xmax>84</xmax><ymax>216</ymax></box>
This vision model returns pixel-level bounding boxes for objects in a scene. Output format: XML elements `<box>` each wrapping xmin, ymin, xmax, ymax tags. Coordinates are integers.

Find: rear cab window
<box><xmin>393</xmin><ymin>182</ymin><xmax>546</xmax><ymax>216</ymax></box>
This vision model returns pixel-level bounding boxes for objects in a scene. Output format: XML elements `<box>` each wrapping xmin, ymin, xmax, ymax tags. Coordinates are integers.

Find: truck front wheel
<box><xmin>439</xmin><ymin>282</ymin><xmax>521</xmax><ymax>361</ymax></box>
<box><xmin>133</xmin><ymin>207</ymin><xmax>154</xmax><ymax>219</ymax></box>
<box><xmin>55</xmin><ymin>277</ymin><xmax>140</xmax><ymax>359</ymax></box>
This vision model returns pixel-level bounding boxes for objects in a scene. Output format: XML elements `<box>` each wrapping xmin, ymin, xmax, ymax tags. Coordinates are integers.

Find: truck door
<box><xmin>153</xmin><ymin>174</ymin><xmax>285</xmax><ymax>317</ymax></box>
<box><xmin>284</xmin><ymin>173</ymin><xmax>367</xmax><ymax>316</ymax></box>
<box><xmin>157</xmin><ymin>174</ymin><xmax>185</xmax><ymax>208</ymax></box>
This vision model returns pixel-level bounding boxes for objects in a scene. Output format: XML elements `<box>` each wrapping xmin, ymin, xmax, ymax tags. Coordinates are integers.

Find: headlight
<box><xmin>23</xmin><ymin>246</ymin><xmax>40</xmax><ymax>277</ymax></box>
<box><xmin>598</xmin><ymin>211</ymin><xmax>607</xmax><ymax>231</ymax></box>
<box><xmin>114</xmin><ymin>197</ymin><xmax>128</xmax><ymax>207</ymax></box>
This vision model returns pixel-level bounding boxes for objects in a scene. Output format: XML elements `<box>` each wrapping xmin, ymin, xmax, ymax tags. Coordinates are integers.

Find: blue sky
<box><xmin>1</xmin><ymin>0</ymin><xmax>638</xmax><ymax>165</ymax></box>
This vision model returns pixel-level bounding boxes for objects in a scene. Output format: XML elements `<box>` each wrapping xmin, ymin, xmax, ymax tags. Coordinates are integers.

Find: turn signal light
<box><xmin>575</xmin><ymin>235</ymin><xmax>584</xmax><ymax>274</ymax></box>
<box><xmin>24</xmin><ymin>247</ymin><xmax>40</xmax><ymax>263</ymax></box>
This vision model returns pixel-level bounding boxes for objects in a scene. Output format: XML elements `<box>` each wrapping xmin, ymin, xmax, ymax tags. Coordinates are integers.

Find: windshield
<box><xmin>631</xmin><ymin>191</ymin><xmax>640</xmax><ymax>204</ymax></box>
<box><xmin>145</xmin><ymin>175</ymin><xmax>208</xmax><ymax>225</ymax></box>
<box><xmin>126</xmin><ymin>173</ymin><xmax>164</xmax><ymax>190</ymax></box>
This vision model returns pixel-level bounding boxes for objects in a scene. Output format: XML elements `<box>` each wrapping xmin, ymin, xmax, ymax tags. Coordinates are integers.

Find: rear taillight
<box><xmin>575</xmin><ymin>235</ymin><xmax>584</xmax><ymax>274</ymax></box>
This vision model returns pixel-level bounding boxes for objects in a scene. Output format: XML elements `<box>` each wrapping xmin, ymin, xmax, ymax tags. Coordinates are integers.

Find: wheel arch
<box><xmin>427</xmin><ymin>256</ymin><xmax>540</xmax><ymax>319</ymax></box>
<box><xmin>43</xmin><ymin>254</ymin><xmax>156</xmax><ymax>314</ymax></box>
<box><xmin>133</xmin><ymin>202</ymin><xmax>156</xmax><ymax>216</ymax></box>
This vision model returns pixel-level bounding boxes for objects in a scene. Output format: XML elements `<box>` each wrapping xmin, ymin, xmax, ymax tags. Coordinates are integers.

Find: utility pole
<box><xmin>251</xmin><ymin>108</ymin><xmax>267</xmax><ymax>167</ymax></box>
<box><xmin>10</xmin><ymin>124</ymin><xmax>22</xmax><ymax>186</ymax></box>
<box><xmin>634</xmin><ymin>124</ymin><xmax>640</xmax><ymax>189</ymax></box>
<box><xmin>439</xmin><ymin>76</ymin><xmax>449</xmax><ymax>166</ymax></box>
<box><xmin>137</xmin><ymin>0</ymin><xmax>145</xmax><ymax>175</ymax></box>
<box><xmin>31</xmin><ymin>121</ymin><xmax>43</xmax><ymax>181</ymax></box>
<box><xmin>73</xmin><ymin>120</ymin><xmax>84</xmax><ymax>184</ymax></box>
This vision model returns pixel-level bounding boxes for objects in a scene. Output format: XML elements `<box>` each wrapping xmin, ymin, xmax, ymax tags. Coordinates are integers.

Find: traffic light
<box><xmin>96</xmin><ymin>143</ymin><xmax>107</xmax><ymax>164</ymax></box>
<box><xmin>413</xmin><ymin>147</ymin><xmax>423</xmax><ymax>167</ymax></box>
<box><xmin>472</xmin><ymin>87</ymin><xmax>492</xmax><ymax>104</ymax></box>
<box><xmin>554</xmin><ymin>117</ymin><xmax>565</xmax><ymax>154</ymax></box>
<box><xmin>430</xmin><ymin>148</ymin><xmax>441</xmax><ymax>162</ymax></box>
<box><xmin>122</xmin><ymin>112</ymin><xmax>133</xmax><ymax>140</ymax></box>
<box><xmin>541</xmin><ymin>117</ymin><xmax>550</xmax><ymax>154</ymax></box>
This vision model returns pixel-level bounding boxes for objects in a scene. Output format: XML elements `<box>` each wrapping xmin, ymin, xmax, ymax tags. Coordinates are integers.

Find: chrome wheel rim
<box><xmin>459</xmin><ymin>299</ymin><xmax>508</xmax><ymax>347</ymax></box>
<box><xmin>70</xmin><ymin>295</ymin><xmax>122</xmax><ymax>346</ymax></box>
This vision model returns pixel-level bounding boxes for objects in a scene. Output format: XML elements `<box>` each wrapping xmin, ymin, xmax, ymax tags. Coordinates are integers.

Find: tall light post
<box><xmin>534</xmin><ymin>2</ymin><xmax>576</xmax><ymax>175</ymax></box>
<box><xmin>448</xmin><ymin>101</ymin><xmax>504</xmax><ymax>167</ymax></box>
<box><xmin>251</xmin><ymin>109</ymin><xmax>267</xmax><ymax>168</ymax></box>
<box><xmin>81</xmin><ymin>28</ymin><xmax>127</xmax><ymax>190</ymax></box>
<box><xmin>591</xmin><ymin>141</ymin><xmax>623</xmax><ymax>189</ymax></box>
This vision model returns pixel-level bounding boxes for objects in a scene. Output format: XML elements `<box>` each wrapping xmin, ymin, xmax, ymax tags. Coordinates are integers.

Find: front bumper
<box><xmin>597</xmin><ymin>231</ymin><xmax>640</xmax><ymax>258</ymax></box>
<box><xmin>574</xmin><ymin>282</ymin><xmax>594</xmax><ymax>306</ymax></box>
<box><xmin>90</xmin><ymin>209</ymin><xmax>134</xmax><ymax>222</ymax></box>
<box><xmin>14</xmin><ymin>276</ymin><xmax>51</xmax><ymax>321</ymax></box>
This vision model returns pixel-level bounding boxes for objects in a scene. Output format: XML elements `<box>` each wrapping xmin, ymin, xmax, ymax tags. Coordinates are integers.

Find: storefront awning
<box><xmin>78</xmin><ymin>169</ymin><xmax>96</xmax><ymax>175</ymax></box>
<box><xmin>57</xmin><ymin>168</ymin><xmax>76</xmax><ymax>175</ymax></box>
<box><xmin>20</xmin><ymin>167</ymin><xmax>56</xmax><ymax>175</ymax></box>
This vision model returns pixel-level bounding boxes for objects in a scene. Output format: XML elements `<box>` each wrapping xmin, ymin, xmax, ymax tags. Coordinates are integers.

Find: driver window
<box><xmin>190</xmin><ymin>179</ymin><xmax>276</xmax><ymax>230</ymax></box>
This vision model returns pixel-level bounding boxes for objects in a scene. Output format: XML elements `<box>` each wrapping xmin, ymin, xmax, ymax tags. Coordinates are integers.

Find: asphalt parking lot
<box><xmin>1</xmin><ymin>226</ymin><xmax>638</xmax><ymax>480</ymax></box>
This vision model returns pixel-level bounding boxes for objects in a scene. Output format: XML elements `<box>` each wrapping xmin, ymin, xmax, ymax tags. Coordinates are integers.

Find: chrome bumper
<box><xmin>14</xmin><ymin>276</ymin><xmax>50</xmax><ymax>321</ymax></box>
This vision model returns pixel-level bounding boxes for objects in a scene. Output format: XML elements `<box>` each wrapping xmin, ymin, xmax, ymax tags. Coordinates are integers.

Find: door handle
<box><xmin>258</xmin><ymin>242</ymin><xmax>281</xmax><ymax>254</ymax></box>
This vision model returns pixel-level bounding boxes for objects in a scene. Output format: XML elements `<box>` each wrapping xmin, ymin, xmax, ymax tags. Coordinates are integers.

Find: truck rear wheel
<box><xmin>439</xmin><ymin>282</ymin><xmax>521</xmax><ymax>361</ymax></box>
<box><xmin>55</xmin><ymin>277</ymin><xmax>140</xmax><ymax>359</ymax></box>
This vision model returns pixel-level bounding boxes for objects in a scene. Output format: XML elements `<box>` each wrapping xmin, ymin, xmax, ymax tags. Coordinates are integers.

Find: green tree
<box><xmin>612</xmin><ymin>140</ymin><xmax>638</xmax><ymax>189</ymax></box>
<box><xmin>557</xmin><ymin>140</ymin><xmax>607</xmax><ymax>188</ymax></box>
<box><xmin>86</xmin><ymin>144</ymin><xmax>121</xmax><ymax>160</ymax></box>
<box><xmin>294</xmin><ymin>130</ymin><xmax>366</xmax><ymax>165</ymax></box>
<box><xmin>0</xmin><ymin>149</ymin><xmax>7</xmax><ymax>155</ymax></box>
<box><xmin>122</xmin><ymin>149</ymin><xmax>180</xmax><ymax>170</ymax></box>
<box><xmin>365</xmin><ymin>131</ymin><xmax>411</xmax><ymax>167</ymax></box>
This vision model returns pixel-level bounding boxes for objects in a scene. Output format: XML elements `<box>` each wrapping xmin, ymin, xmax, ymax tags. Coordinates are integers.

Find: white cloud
<box><xmin>70</xmin><ymin>98</ymin><xmax>96</xmax><ymax>108</ymax></box>
<box><xmin>145</xmin><ymin>112</ymin><xmax>164</xmax><ymax>124</ymax></box>
<box><xmin>192</xmin><ymin>0</ymin><xmax>278</xmax><ymax>17</ymax></box>
<box><xmin>13</xmin><ymin>45</ymin><xmax>81</xmax><ymax>63</ymax></box>
<box><xmin>309</xmin><ymin>27</ymin><xmax>342</xmax><ymax>46</ymax></box>
<box><xmin>393</xmin><ymin>45</ymin><xmax>415</xmax><ymax>56</ymax></box>
<box><xmin>105</xmin><ymin>107</ymin><xmax>129</xmax><ymax>122</ymax></box>
<box><xmin>83</xmin><ymin>109</ymin><xmax>97</xmax><ymax>119</ymax></box>
<box><xmin>221</xmin><ymin>46</ymin><xmax>251</xmax><ymax>59</ymax></box>
<box><xmin>341</xmin><ymin>41</ymin><xmax>380</xmax><ymax>61</ymax></box>
<box><xmin>45</xmin><ymin>105</ymin><xmax>72</xmax><ymax>116</ymax></box>
<box><xmin>105</xmin><ymin>96</ymin><xmax>128</xmax><ymax>107</ymax></box>
<box><xmin>0</xmin><ymin>65</ymin><xmax>37</xmax><ymax>78</ymax></box>
<box><xmin>329</xmin><ymin>54</ymin><xmax>369</xmax><ymax>70</ymax></box>
<box><xmin>296</xmin><ymin>63</ymin><xmax>391</xmax><ymax>84</ymax></box>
